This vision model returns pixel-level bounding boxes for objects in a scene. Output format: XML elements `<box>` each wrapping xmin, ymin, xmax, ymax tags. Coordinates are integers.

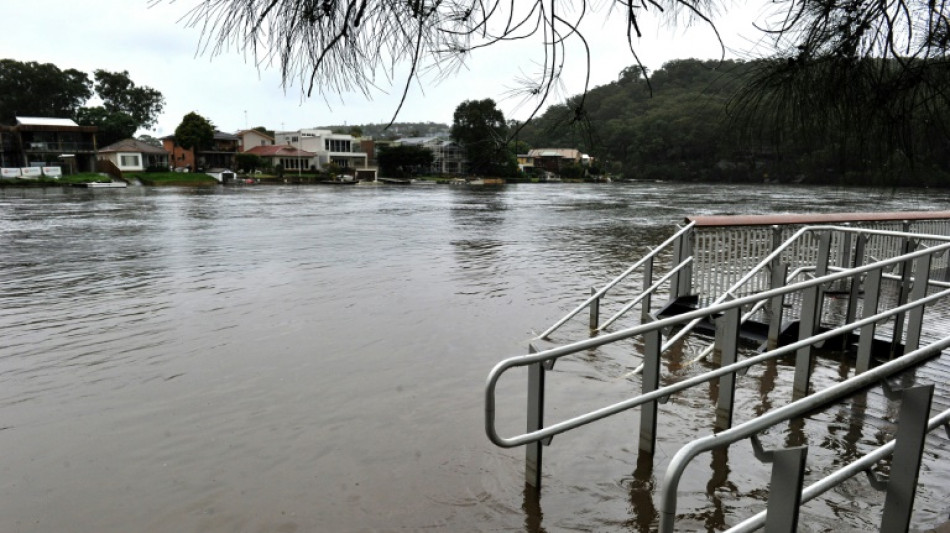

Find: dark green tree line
<box><xmin>0</xmin><ymin>59</ymin><xmax>164</xmax><ymax>146</ymax></box>
<box><xmin>377</xmin><ymin>144</ymin><xmax>434</xmax><ymax>178</ymax></box>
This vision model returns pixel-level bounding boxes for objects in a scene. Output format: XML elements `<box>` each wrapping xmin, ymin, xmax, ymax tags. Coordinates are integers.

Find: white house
<box><xmin>274</xmin><ymin>128</ymin><xmax>368</xmax><ymax>171</ymax></box>
<box><xmin>236</xmin><ymin>129</ymin><xmax>275</xmax><ymax>151</ymax></box>
<box><xmin>97</xmin><ymin>138</ymin><xmax>169</xmax><ymax>172</ymax></box>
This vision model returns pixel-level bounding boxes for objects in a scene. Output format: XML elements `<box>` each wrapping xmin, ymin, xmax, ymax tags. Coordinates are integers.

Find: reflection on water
<box><xmin>1</xmin><ymin>183</ymin><xmax>949</xmax><ymax>531</ymax></box>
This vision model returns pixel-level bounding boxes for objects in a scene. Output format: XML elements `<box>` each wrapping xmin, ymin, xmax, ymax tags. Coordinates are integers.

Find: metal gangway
<box><xmin>485</xmin><ymin>212</ymin><xmax>950</xmax><ymax>531</ymax></box>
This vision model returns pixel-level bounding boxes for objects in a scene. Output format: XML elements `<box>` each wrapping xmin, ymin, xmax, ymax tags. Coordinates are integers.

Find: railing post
<box><xmin>904</xmin><ymin>253</ymin><xmax>932</xmax><ymax>353</ymax></box>
<box><xmin>526</xmin><ymin>343</ymin><xmax>546</xmax><ymax>488</ymax></box>
<box><xmin>767</xmin><ymin>225</ymin><xmax>786</xmax><ymax>351</ymax></box>
<box><xmin>680</xmin><ymin>226</ymin><xmax>694</xmax><ymax>298</ymax></box>
<box><xmin>641</xmin><ymin>256</ymin><xmax>654</xmax><ymax>323</ymax></box>
<box><xmin>670</xmin><ymin>231</ymin><xmax>684</xmax><ymax>299</ymax></box>
<box><xmin>715</xmin><ymin>306</ymin><xmax>741</xmax><ymax>430</ymax></box>
<box><xmin>767</xmin><ymin>262</ymin><xmax>789</xmax><ymax>351</ymax></box>
<box><xmin>639</xmin><ymin>326</ymin><xmax>662</xmax><ymax>455</ymax></box>
<box><xmin>856</xmin><ymin>267</ymin><xmax>884</xmax><ymax>374</ymax></box>
<box><xmin>670</xmin><ymin>227</ymin><xmax>694</xmax><ymax>299</ymax></box>
<box><xmin>891</xmin><ymin>223</ymin><xmax>914</xmax><ymax>358</ymax></box>
<box><xmin>844</xmin><ymin>234</ymin><xmax>868</xmax><ymax>335</ymax></box>
<box><xmin>589</xmin><ymin>287</ymin><xmax>600</xmax><ymax>331</ymax></box>
<box><xmin>764</xmin><ymin>446</ymin><xmax>808</xmax><ymax>533</ymax></box>
<box><xmin>794</xmin><ymin>230</ymin><xmax>832</xmax><ymax>398</ymax></box>
<box><xmin>880</xmin><ymin>385</ymin><xmax>934</xmax><ymax>532</ymax></box>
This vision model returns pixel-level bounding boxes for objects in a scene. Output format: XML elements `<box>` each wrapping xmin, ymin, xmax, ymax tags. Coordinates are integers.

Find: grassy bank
<box><xmin>132</xmin><ymin>172</ymin><xmax>218</xmax><ymax>186</ymax></box>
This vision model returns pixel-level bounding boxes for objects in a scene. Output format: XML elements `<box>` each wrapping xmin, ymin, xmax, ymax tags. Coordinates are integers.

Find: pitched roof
<box><xmin>236</xmin><ymin>129</ymin><xmax>275</xmax><ymax>141</ymax></box>
<box><xmin>98</xmin><ymin>138</ymin><xmax>169</xmax><ymax>154</ymax></box>
<box><xmin>213</xmin><ymin>130</ymin><xmax>239</xmax><ymax>141</ymax></box>
<box><xmin>245</xmin><ymin>145</ymin><xmax>316</xmax><ymax>157</ymax></box>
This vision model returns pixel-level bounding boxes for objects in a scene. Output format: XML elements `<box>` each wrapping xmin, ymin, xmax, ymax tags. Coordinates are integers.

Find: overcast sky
<box><xmin>1</xmin><ymin>1</ymin><xmax>774</xmax><ymax>137</ymax></box>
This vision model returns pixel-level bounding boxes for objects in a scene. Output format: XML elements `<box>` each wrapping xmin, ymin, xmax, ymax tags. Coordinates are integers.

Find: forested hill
<box><xmin>516</xmin><ymin>58</ymin><xmax>950</xmax><ymax>186</ymax></box>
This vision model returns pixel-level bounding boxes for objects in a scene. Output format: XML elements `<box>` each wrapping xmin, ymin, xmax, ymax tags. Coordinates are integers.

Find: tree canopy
<box><xmin>377</xmin><ymin>144</ymin><xmax>434</xmax><ymax>178</ymax></box>
<box><xmin>451</xmin><ymin>99</ymin><xmax>512</xmax><ymax>176</ymax></box>
<box><xmin>92</xmin><ymin>70</ymin><xmax>165</xmax><ymax>130</ymax></box>
<box><xmin>0</xmin><ymin>60</ymin><xmax>165</xmax><ymax>145</ymax></box>
<box><xmin>174</xmin><ymin>112</ymin><xmax>215</xmax><ymax>152</ymax></box>
<box><xmin>0</xmin><ymin>60</ymin><xmax>92</xmax><ymax>124</ymax></box>
<box><xmin>516</xmin><ymin>58</ymin><xmax>950</xmax><ymax>185</ymax></box>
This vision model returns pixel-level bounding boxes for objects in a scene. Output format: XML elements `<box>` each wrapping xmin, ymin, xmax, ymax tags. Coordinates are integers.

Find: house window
<box><xmin>326</xmin><ymin>139</ymin><xmax>350</xmax><ymax>152</ymax></box>
<box><xmin>120</xmin><ymin>155</ymin><xmax>140</xmax><ymax>167</ymax></box>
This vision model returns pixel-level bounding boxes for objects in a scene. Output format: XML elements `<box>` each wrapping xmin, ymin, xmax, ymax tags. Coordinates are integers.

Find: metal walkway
<box><xmin>485</xmin><ymin>212</ymin><xmax>950</xmax><ymax>532</ymax></box>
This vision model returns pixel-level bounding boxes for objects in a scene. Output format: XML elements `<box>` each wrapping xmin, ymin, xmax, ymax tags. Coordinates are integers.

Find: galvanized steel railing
<box><xmin>723</xmin><ymin>404</ymin><xmax>950</xmax><ymax>532</ymax></box>
<box><xmin>486</xmin><ymin>218</ymin><xmax>950</xmax><ymax>528</ymax></box>
<box><xmin>657</xmin><ymin>343</ymin><xmax>950</xmax><ymax>532</ymax></box>
<box><xmin>537</xmin><ymin>221</ymin><xmax>696</xmax><ymax>339</ymax></box>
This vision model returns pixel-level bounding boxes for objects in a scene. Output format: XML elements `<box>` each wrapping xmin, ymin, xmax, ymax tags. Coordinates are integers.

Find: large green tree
<box><xmin>377</xmin><ymin>144</ymin><xmax>434</xmax><ymax>178</ymax></box>
<box><xmin>174</xmin><ymin>112</ymin><xmax>215</xmax><ymax>152</ymax></box>
<box><xmin>93</xmin><ymin>70</ymin><xmax>165</xmax><ymax>130</ymax></box>
<box><xmin>75</xmin><ymin>106</ymin><xmax>138</xmax><ymax>147</ymax></box>
<box><xmin>451</xmin><ymin>99</ymin><xmax>511</xmax><ymax>176</ymax></box>
<box><xmin>0</xmin><ymin>59</ymin><xmax>92</xmax><ymax>124</ymax></box>
<box><xmin>77</xmin><ymin>70</ymin><xmax>165</xmax><ymax>145</ymax></box>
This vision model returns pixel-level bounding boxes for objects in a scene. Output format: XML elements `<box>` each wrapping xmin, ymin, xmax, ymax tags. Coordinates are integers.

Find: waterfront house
<box><xmin>395</xmin><ymin>136</ymin><xmax>466</xmax><ymax>175</ymax></box>
<box><xmin>274</xmin><ymin>128</ymin><xmax>368</xmax><ymax>172</ymax></box>
<box><xmin>526</xmin><ymin>148</ymin><xmax>591</xmax><ymax>173</ymax></box>
<box><xmin>97</xmin><ymin>138</ymin><xmax>169</xmax><ymax>172</ymax></box>
<box><xmin>0</xmin><ymin>116</ymin><xmax>98</xmax><ymax>173</ymax></box>
<box><xmin>244</xmin><ymin>145</ymin><xmax>316</xmax><ymax>172</ymax></box>
<box><xmin>237</xmin><ymin>129</ymin><xmax>275</xmax><ymax>151</ymax></box>
<box><xmin>162</xmin><ymin>130</ymin><xmax>240</xmax><ymax>172</ymax></box>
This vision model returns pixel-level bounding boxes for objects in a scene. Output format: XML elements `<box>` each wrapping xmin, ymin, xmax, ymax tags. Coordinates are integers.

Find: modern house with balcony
<box><xmin>0</xmin><ymin>116</ymin><xmax>98</xmax><ymax>173</ymax></box>
<box><xmin>274</xmin><ymin>128</ymin><xmax>368</xmax><ymax>171</ymax></box>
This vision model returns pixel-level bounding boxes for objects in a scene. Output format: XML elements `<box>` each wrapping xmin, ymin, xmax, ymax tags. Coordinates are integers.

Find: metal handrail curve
<box><xmin>537</xmin><ymin>221</ymin><xmax>696</xmax><ymax>339</ymax></box>
<box><xmin>485</xmin><ymin>238</ymin><xmax>950</xmax><ymax>449</ymax></box>
<box><xmin>723</xmin><ymin>408</ymin><xmax>950</xmax><ymax>532</ymax></box>
<box><xmin>657</xmin><ymin>335</ymin><xmax>950</xmax><ymax>532</ymax></box>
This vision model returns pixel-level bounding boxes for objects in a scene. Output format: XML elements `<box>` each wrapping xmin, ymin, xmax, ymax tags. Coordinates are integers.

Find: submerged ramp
<box><xmin>486</xmin><ymin>212</ymin><xmax>950</xmax><ymax>531</ymax></box>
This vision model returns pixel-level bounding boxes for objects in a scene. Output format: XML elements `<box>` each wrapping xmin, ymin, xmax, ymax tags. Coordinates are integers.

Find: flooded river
<box><xmin>1</xmin><ymin>182</ymin><xmax>948</xmax><ymax>532</ymax></box>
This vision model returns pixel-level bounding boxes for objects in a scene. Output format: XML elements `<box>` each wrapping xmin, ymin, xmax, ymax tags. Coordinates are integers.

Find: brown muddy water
<box><xmin>1</xmin><ymin>182</ymin><xmax>949</xmax><ymax>532</ymax></box>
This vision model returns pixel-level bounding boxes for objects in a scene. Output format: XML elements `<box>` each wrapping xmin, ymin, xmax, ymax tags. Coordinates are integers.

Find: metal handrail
<box><xmin>660</xmin><ymin>225</ymin><xmax>950</xmax><ymax>353</ymax></box>
<box><xmin>723</xmin><ymin>408</ymin><xmax>950</xmax><ymax>532</ymax></box>
<box><xmin>597</xmin><ymin>257</ymin><xmax>693</xmax><ymax>331</ymax></box>
<box><xmin>676</xmin><ymin>258</ymin><xmax>950</xmax><ymax>371</ymax></box>
<box><xmin>678</xmin><ymin>265</ymin><xmax>817</xmax><ymax>370</ymax></box>
<box><xmin>485</xmin><ymin>237</ymin><xmax>950</xmax><ymax>448</ymax></box>
<box><xmin>657</xmin><ymin>335</ymin><xmax>950</xmax><ymax>532</ymax></box>
<box><xmin>488</xmin><ymin>281</ymin><xmax>950</xmax><ymax>448</ymax></box>
<box><xmin>537</xmin><ymin>221</ymin><xmax>696</xmax><ymax>339</ymax></box>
